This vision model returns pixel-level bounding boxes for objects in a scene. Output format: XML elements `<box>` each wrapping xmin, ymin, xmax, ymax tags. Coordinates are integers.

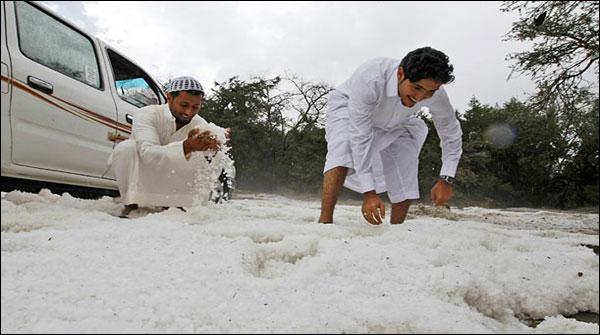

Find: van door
<box><xmin>1</xmin><ymin>2</ymin><xmax>13</xmax><ymax>169</ymax></box>
<box><xmin>100</xmin><ymin>45</ymin><xmax>166</xmax><ymax>178</ymax></box>
<box><xmin>5</xmin><ymin>1</ymin><xmax>118</xmax><ymax>178</ymax></box>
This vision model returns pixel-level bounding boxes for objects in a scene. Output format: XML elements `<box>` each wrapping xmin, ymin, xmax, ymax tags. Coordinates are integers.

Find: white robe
<box><xmin>110</xmin><ymin>104</ymin><xmax>222</xmax><ymax>208</ymax></box>
<box><xmin>324</xmin><ymin>57</ymin><xmax>463</xmax><ymax>203</ymax></box>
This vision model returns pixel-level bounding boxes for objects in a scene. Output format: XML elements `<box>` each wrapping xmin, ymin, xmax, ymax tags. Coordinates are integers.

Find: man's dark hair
<box><xmin>169</xmin><ymin>90</ymin><xmax>204</xmax><ymax>98</ymax></box>
<box><xmin>399</xmin><ymin>47</ymin><xmax>455</xmax><ymax>84</ymax></box>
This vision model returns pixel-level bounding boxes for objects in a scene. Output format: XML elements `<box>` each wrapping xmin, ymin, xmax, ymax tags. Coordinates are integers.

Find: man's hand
<box><xmin>362</xmin><ymin>191</ymin><xmax>385</xmax><ymax>225</ymax></box>
<box><xmin>183</xmin><ymin>129</ymin><xmax>221</xmax><ymax>156</ymax></box>
<box><xmin>431</xmin><ymin>179</ymin><xmax>454</xmax><ymax>207</ymax></box>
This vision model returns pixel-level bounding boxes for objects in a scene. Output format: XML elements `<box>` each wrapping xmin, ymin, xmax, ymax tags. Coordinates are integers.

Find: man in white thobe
<box><xmin>319</xmin><ymin>47</ymin><xmax>463</xmax><ymax>225</ymax></box>
<box><xmin>110</xmin><ymin>76</ymin><xmax>226</xmax><ymax>216</ymax></box>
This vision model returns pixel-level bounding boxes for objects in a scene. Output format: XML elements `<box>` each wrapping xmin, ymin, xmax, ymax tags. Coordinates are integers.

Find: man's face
<box><xmin>167</xmin><ymin>91</ymin><xmax>203</xmax><ymax>125</ymax></box>
<box><xmin>397</xmin><ymin>67</ymin><xmax>442</xmax><ymax>108</ymax></box>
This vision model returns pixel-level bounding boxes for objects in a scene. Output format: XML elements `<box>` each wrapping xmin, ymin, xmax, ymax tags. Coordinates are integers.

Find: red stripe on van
<box><xmin>1</xmin><ymin>75</ymin><xmax>131</xmax><ymax>134</ymax></box>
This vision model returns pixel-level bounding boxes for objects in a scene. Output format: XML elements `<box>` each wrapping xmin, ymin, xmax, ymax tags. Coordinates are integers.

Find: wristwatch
<box><xmin>439</xmin><ymin>175</ymin><xmax>456</xmax><ymax>185</ymax></box>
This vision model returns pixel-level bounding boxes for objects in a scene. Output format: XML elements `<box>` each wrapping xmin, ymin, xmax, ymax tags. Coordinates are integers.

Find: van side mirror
<box><xmin>125</xmin><ymin>114</ymin><xmax>134</xmax><ymax>124</ymax></box>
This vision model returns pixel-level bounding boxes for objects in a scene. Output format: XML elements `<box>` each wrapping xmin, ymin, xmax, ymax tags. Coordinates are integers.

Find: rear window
<box><xmin>107</xmin><ymin>49</ymin><xmax>164</xmax><ymax>108</ymax></box>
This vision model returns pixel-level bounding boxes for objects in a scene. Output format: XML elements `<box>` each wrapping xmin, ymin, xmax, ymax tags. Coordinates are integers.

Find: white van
<box><xmin>1</xmin><ymin>1</ymin><xmax>166</xmax><ymax>195</ymax></box>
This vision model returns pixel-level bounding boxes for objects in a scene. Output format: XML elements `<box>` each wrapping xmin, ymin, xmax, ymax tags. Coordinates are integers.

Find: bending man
<box><xmin>319</xmin><ymin>47</ymin><xmax>462</xmax><ymax>225</ymax></box>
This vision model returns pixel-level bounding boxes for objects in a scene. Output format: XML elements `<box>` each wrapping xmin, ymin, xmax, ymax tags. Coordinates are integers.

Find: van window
<box><xmin>107</xmin><ymin>49</ymin><xmax>164</xmax><ymax>108</ymax></box>
<box><xmin>14</xmin><ymin>1</ymin><xmax>101</xmax><ymax>88</ymax></box>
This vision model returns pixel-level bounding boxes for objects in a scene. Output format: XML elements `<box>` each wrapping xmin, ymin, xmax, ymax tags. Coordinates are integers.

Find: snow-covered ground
<box><xmin>1</xmin><ymin>189</ymin><xmax>598</xmax><ymax>333</ymax></box>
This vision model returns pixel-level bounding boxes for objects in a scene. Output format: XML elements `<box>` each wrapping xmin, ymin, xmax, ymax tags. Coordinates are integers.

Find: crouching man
<box><xmin>110</xmin><ymin>76</ymin><xmax>229</xmax><ymax>217</ymax></box>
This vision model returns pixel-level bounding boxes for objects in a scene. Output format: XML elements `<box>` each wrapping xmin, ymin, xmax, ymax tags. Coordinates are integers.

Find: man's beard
<box><xmin>175</xmin><ymin>116</ymin><xmax>192</xmax><ymax>126</ymax></box>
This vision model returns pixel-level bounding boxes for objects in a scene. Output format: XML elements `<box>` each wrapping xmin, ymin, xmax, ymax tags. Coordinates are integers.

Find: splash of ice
<box><xmin>190</xmin><ymin>122</ymin><xmax>234</xmax><ymax>207</ymax></box>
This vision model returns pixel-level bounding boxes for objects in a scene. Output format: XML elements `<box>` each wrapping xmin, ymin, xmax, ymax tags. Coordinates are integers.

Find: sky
<box><xmin>39</xmin><ymin>1</ymin><xmax>545</xmax><ymax>113</ymax></box>
<box><xmin>1</xmin><ymin>189</ymin><xmax>599</xmax><ymax>333</ymax></box>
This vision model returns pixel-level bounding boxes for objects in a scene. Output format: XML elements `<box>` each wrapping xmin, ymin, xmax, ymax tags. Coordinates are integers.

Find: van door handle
<box><xmin>27</xmin><ymin>76</ymin><xmax>54</xmax><ymax>94</ymax></box>
<box><xmin>125</xmin><ymin>113</ymin><xmax>134</xmax><ymax>124</ymax></box>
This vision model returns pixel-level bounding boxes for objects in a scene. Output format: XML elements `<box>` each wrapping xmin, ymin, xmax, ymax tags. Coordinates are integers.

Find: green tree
<box><xmin>502</xmin><ymin>1</ymin><xmax>599</xmax><ymax>109</ymax></box>
<box><xmin>201</xmin><ymin>76</ymin><xmax>286</xmax><ymax>190</ymax></box>
<box><xmin>454</xmin><ymin>96</ymin><xmax>598</xmax><ymax>209</ymax></box>
<box><xmin>201</xmin><ymin>75</ymin><xmax>330</xmax><ymax>193</ymax></box>
<box><xmin>450</xmin><ymin>99</ymin><xmax>516</xmax><ymax>206</ymax></box>
<box><xmin>550</xmin><ymin>97</ymin><xmax>599</xmax><ymax>207</ymax></box>
<box><xmin>279</xmin><ymin>76</ymin><xmax>332</xmax><ymax>192</ymax></box>
<box><xmin>501</xmin><ymin>1</ymin><xmax>599</xmax><ymax>208</ymax></box>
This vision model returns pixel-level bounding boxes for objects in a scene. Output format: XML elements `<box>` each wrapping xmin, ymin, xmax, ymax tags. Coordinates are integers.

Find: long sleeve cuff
<box><xmin>165</xmin><ymin>140</ymin><xmax>188</xmax><ymax>164</ymax></box>
<box><xmin>440</xmin><ymin>161</ymin><xmax>459</xmax><ymax>178</ymax></box>
<box><xmin>358</xmin><ymin>172</ymin><xmax>375</xmax><ymax>193</ymax></box>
